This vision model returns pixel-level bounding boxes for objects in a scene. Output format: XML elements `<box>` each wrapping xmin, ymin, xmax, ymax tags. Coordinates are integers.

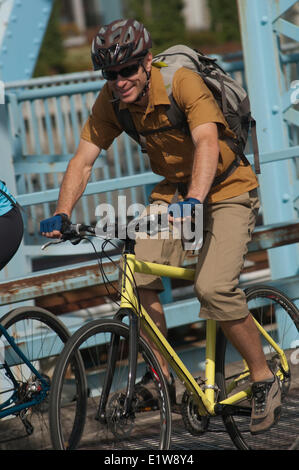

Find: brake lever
<box><xmin>143</xmin><ymin>214</ymin><xmax>169</xmax><ymax>236</ymax></box>
<box><xmin>41</xmin><ymin>239</ymin><xmax>65</xmax><ymax>251</ymax></box>
<box><xmin>41</xmin><ymin>233</ymin><xmax>83</xmax><ymax>250</ymax></box>
<box><xmin>130</xmin><ymin>213</ymin><xmax>169</xmax><ymax>237</ymax></box>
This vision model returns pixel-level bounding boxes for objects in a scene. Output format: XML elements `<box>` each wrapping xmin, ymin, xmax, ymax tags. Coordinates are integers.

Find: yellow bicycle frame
<box><xmin>119</xmin><ymin>253</ymin><xmax>289</xmax><ymax>416</ymax></box>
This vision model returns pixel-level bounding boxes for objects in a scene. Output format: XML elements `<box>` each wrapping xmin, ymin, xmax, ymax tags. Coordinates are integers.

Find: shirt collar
<box><xmin>118</xmin><ymin>66</ymin><xmax>170</xmax><ymax>113</ymax></box>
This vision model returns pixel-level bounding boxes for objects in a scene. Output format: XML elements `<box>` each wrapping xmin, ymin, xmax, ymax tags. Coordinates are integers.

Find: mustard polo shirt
<box><xmin>81</xmin><ymin>66</ymin><xmax>258</xmax><ymax>203</ymax></box>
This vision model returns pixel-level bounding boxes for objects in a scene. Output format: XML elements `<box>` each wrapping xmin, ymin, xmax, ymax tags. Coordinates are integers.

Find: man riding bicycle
<box><xmin>40</xmin><ymin>19</ymin><xmax>281</xmax><ymax>435</ymax></box>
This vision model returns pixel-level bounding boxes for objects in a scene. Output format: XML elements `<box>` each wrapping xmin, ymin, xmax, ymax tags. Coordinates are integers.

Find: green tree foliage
<box><xmin>207</xmin><ymin>0</ymin><xmax>240</xmax><ymax>42</ymax></box>
<box><xmin>126</xmin><ymin>0</ymin><xmax>186</xmax><ymax>53</ymax></box>
<box><xmin>34</xmin><ymin>0</ymin><xmax>65</xmax><ymax>77</ymax></box>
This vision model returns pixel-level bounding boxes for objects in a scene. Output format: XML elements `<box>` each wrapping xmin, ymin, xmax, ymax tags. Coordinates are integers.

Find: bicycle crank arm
<box><xmin>19</xmin><ymin>409</ymin><xmax>34</xmax><ymax>435</ymax></box>
<box><xmin>214</xmin><ymin>403</ymin><xmax>251</xmax><ymax>417</ymax></box>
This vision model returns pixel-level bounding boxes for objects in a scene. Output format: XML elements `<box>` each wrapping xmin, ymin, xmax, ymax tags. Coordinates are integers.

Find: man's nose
<box><xmin>115</xmin><ymin>75</ymin><xmax>128</xmax><ymax>85</ymax></box>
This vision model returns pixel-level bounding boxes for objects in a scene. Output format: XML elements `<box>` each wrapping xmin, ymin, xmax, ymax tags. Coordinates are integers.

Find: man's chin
<box><xmin>117</xmin><ymin>89</ymin><xmax>137</xmax><ymax>103</ymax></box>
<box><xmin>119</xmin><ymin>96</ymin><xmax>136</xmax><ymax>104</ymax></box>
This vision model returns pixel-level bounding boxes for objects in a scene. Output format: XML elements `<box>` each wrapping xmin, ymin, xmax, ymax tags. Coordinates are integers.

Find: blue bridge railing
<box><xmin>0</xmin><ymin>47</ymin><xmax>298</xmax><ymax>349</ymax></box>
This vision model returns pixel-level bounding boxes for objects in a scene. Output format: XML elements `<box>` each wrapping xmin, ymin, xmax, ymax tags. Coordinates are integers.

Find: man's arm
<box><xmin>186</xmin><ymin>122</ymin><xmax>219</xmax><ymax>203</ymax></box>
<box><xmin>55</xmin><ymin>138</ymin><xmax>101</xmax><ymax>217</ymax></box>
<box><xmin>41</xmin><ymin>138</ymin><xmax>101</xmax><ymax>237</ymax></box>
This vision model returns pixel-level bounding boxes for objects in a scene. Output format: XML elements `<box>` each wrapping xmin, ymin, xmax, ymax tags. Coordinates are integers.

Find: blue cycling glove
<box><xmin>168</xmin><ymin>197</ymin><xmax>201</xmax><ymax>219</ymax></box>
<box><xmin>40</xmin><ymin>213</ymin><xmax>70</xmax><ymax>233</ymax></box>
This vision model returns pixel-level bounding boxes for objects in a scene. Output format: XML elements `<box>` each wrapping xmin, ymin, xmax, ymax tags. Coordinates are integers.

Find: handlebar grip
<box><xmin>61</xmin><ymin>223</ymin><xmax>95</xmax><ymax>239</ymax></box>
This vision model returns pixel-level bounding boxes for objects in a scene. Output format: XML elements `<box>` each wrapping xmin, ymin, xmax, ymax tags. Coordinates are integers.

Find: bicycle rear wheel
<box><xmin>0</xmin><ymin>306</ymin><xmax>85</xmax><ymax>450</ymax></box>
<box><xmin>49</xmin><ymin>318</ymin><xmax>172</xmax><ymax>450</ymax></box>
<box><xmin>215</xmin><ymin>285</ymin><xmax>299</xmax><ymax>450</ymax></box>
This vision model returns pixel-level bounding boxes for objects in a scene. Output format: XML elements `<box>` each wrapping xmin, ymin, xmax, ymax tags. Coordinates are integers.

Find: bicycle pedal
<box><xmin>19</xmin><ymin>411</ymin><xmax>34</xmax><ymax>435</ymax></box>
<box><xmin>138</xmin><ymin>404</ymin><xmax>159</xmax><ymax>412</ymax></box>
<box><xmin>171</xmin><ymin>403</ymin><xmax>182</xmax><ymax>414</ymax></box>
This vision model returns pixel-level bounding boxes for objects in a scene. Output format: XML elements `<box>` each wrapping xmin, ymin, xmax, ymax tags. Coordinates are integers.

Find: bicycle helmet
<box><xmin>91</xmin><ymin>19</ymin><xmax>152</xmax><ymax>70</ymax></box>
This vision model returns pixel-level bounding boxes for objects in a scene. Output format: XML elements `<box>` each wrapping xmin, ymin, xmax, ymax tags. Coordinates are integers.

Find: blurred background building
<box><xmin>33</xmin><ymin>0</ymin><xmax>243</xmax><ymax>77</ymax></box>
<box><xmin>60</xmin><ymin>0</ymin><xmax>211</xmax><ymax>38</ymax></box>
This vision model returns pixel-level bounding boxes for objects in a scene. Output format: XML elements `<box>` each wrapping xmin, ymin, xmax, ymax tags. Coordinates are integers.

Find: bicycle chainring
<box><xmin>181</xmin><ymin>378</ymin><xmax>210</xmax><ymax>435</ymax></box>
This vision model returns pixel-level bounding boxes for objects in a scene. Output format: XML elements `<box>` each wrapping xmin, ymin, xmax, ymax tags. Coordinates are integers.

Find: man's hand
<box><xmin>168</xmin><ymin>197</ymin><xmax>201</xmax><ymax>221</ymax></box>
<box><xmin>168</xmin><ymin>197</ymin><xmax>203</xmax><ymax>251</ymax></box>
<box><xmin>40</xmin><ymin>213</ymin><xmax>71</xmax><ymax>238</ymax></box>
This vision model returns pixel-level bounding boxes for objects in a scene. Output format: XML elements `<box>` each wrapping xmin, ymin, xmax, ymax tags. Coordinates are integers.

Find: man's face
<box><xmin>104</xmin><ymin>53</ymin><xmax>152</xmax><ymax>104</ymax></box>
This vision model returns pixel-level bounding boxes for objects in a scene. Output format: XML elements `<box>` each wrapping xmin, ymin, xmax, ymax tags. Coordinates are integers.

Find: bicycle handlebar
<box><xmin>41</xmin><ymin>214</ymin><xmax>168</xmax><ymax>251</ymax></box>
<box><xmin>63</xmin><ymin>223</ymin><xmax>96</xmax><ymax>237</ymax></box>
<box><xmin>41</xmin><ymin>211</ymin><xmax>202</xmax><ymax>251</ymax></box>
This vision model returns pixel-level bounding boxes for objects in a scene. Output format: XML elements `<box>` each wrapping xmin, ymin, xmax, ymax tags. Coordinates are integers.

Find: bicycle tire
<box><xmin>49</xmin><ymin>317</ymin><xmax>172</xmax><ymax>450</ymax></box>
<box><xmin>215</xmin><ymin>285</ymin><xmax>299</xmax><ymax>450</ymax></box>
<box><xmin>0</xmin><ymin>306</ymin><xmax>86</xmax><ymax>450</ymax></box>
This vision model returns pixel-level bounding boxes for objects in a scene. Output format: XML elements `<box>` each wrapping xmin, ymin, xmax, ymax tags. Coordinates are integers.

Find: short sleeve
<box><xmin>81</xmin><ymin>83</ymin><xmax>123</xmax><ymax>150</ymax></box>
<box><xmin>171</xmin><ymin>68</ymin><xmax>228</xmax><ymax>133</ymax></box>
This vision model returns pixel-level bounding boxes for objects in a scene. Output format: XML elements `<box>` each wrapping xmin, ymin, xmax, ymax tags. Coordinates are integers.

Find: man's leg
<box><xmin>194</xmin><ymin>190</ymin><xmax>281</xmax><ymax>433</ymax></box>
<box><xmin>132</xmin><ymin>201</ymin><xmax>185</xmax><ymax>385</ymax></box>
<box><xmin>221</xmin><ymin>314</ymin><xmax>282</xmax><ymax>434</ymax></box>
<box><xmin>138</xmin><ymin>288</ymin><xmax>171</xmax><ymax>382</ymax></box>
<box><xmin>135</xmin><ymin>288</ymin><xmax>177</xmax><ymax>407</ymax></box>
<box><xmin>194</xmin><ymin>191</ymin><xmax>269</xmax><ymax>378</ymax></box>
<box><xmin>138</xmin><ymin>290</ymin><xmax>274</xmax><ymax>383</ymax></box>
<box><xmin>220</xmin><ymin>313</ymin><xmax>273</xmax><ymax>382</ymax></box>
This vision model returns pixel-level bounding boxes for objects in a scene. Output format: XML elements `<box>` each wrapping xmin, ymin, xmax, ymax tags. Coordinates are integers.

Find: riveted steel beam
<box><xmin>237</xmin><ymin>0</ymin><xmax>299</xmax><ymax>280</ymax></box>
<box><xmin>0</xmin><ymin>0</ymin><xmax>54</xmax><ymax>81</ymax></box>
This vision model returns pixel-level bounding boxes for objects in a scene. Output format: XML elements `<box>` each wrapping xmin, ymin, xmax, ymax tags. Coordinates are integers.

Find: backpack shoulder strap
<box><xmin>166</xmin><ymin>94</ymin><xmax>189</xmax><ymax>134</ymax></box>
<box><xmin>111</xmin><ymin>100</ymin><xmax>148</xmax><ymax>152</ymax></box>
<box><xmin>250</xmin><ymin>117</ymin><xmax>260</xmax><ymax>174</ymax></box>
<box><xmin>111</xmin><ymin>91</ymin><xmax>187</xmax><ymax>148</ymax></box>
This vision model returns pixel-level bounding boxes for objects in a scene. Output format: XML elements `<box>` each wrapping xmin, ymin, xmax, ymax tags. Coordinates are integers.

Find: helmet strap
<box><xmin>134</xmin><ymin>63</ymin><xmax>151</xmax><ymax>102</ymax></box>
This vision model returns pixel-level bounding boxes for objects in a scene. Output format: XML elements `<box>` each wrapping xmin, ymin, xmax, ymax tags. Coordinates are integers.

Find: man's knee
<box><xmin>194</xmin><ymin>281</ymin><xmax>220</xmax><ymax>307</ymax></box>
<box><xmin>195</xmin><ymin>281</ymin><xmax>249</xmax><ymax>321</ymax></box>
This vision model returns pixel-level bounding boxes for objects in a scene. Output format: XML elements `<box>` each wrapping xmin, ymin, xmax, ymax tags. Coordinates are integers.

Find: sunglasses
<box><xmin>102</xmin><ymin>62</ymin><xmax>141</xmax><ymax>81</ymax></box>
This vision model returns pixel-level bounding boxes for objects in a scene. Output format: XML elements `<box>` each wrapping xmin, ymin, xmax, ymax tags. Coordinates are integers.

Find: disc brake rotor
<box><xmin>106</xmin><ymin>393</ymin><xmax>135</xmax><ymax>439</ymax></box>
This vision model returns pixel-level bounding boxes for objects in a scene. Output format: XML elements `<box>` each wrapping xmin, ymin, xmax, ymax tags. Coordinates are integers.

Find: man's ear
<box><xmin>145</xmin><ymin>52</ymin><xmax>153</xmax><ymax>72</ymax></box>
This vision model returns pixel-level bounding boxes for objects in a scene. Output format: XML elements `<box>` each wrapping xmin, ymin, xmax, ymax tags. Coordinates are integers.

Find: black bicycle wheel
<box><xmin>0</xmin><ymin>306</ymin><xmax>86</xmax><ymax>450</ymax></box>
<box><xmin>215</xmin><ymin>285</ymin><xmax>299</xmax><ymax>450</ymax></box>
<box><xmin>49</xmin><ymin>317</ymin><xmax>172</xmax><ymax>450</ymax></box>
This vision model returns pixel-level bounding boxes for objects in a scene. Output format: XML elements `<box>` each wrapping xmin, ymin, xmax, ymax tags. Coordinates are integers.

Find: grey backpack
<box><xmin>113</xmin><ymin>45</ymin><xmax>260</xmax><ymax>185</ymax></box>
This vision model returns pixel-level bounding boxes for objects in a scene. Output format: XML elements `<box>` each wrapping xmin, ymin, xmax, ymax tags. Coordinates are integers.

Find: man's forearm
<box><xmin>54</xmin><ymin>157</ymin><xmax>92</xmax><ymax>217</ymax></box>
<box><xmin>186</xmin><ymin>138</ymin><xmax>219</xmax><ymax>203</ymax></box>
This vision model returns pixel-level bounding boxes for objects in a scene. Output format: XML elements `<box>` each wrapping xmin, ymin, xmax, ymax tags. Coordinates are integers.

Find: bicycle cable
<box><xmin>77</xmin><ymin>235</ymin><xmax>142</xmax><ymax>321</ymax></box>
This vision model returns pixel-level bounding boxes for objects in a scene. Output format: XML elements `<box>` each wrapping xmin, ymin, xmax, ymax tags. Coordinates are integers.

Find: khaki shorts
<box><xmin>133</xmin><ymin>189</ymin><xmax>260</xmax><ymax>321</ymax></box>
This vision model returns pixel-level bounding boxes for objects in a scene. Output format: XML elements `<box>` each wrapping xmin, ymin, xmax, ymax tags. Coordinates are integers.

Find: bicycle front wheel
<box><xmin>49</xmin><ymin>318</ymin><xmax>172</xmax><ymax>450</ymax></box>
<box><xmin>215</xmin><ymin>285</ymin><xmax>299</xmax><ymax>450</ymax></box>
<box><xmin>0</xmin><ymin>306</ymin><xmax>85</xmax><ymax>450</ymax></box>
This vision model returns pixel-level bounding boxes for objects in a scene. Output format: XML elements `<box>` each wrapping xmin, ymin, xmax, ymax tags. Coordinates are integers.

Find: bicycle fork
<box><xmin>96</xmin><ymin>251</ymin><xmax>140</xmax><ymax>422</ymax></box>
<box><xmin>96</xmin><ymin>309</ymin><xmax>139</xmax><ymax>422</ymax></box>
